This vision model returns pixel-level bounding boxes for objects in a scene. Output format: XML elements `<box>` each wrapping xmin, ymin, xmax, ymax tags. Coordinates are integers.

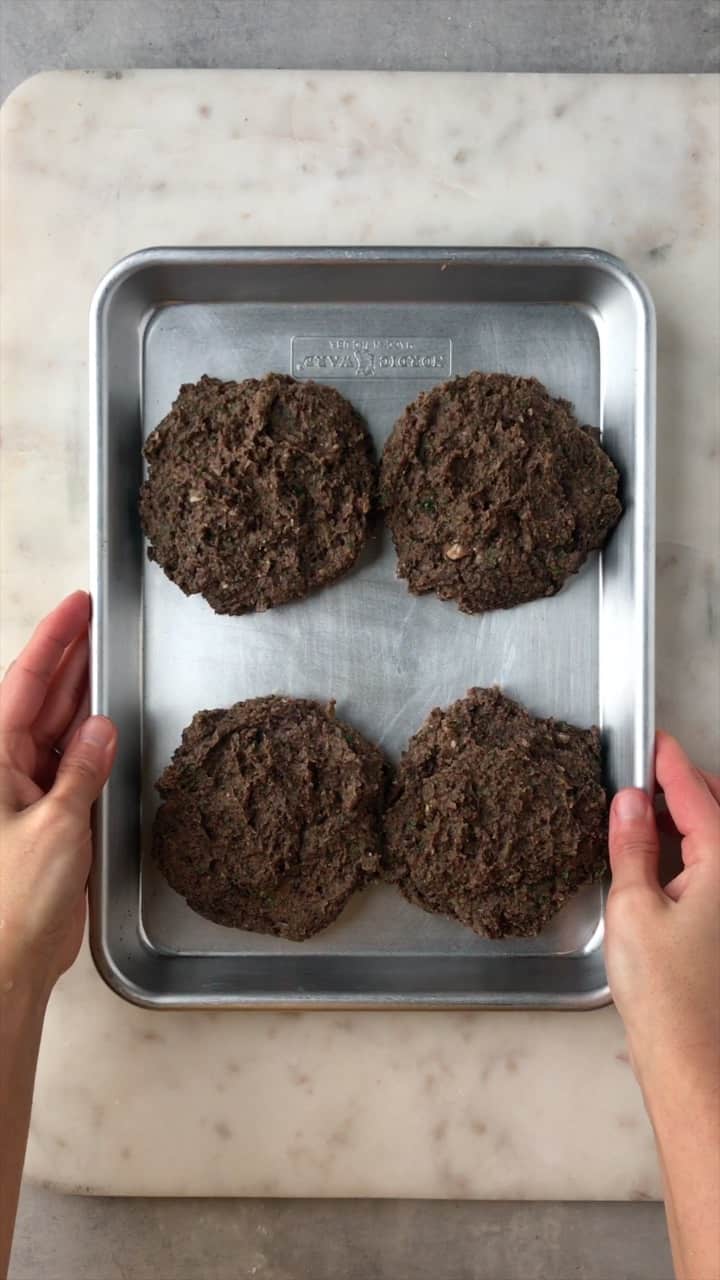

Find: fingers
<box><xmin>37</xmin><ymin>686</ymin><xmax>91</xmax><ymax>793</ymax></box>
<box><xmin>56</xmin><ymin>686</ymin><xmax>91</xmax><ymax>752</ymax></box>
<box><xmin>699</xmin><ymin>767</ymin><xmax>720</xmax><ymax>807</ymax></box>
<box><xmin>663</xmin><ymin>867</ymin><xmax>692</xmax><ymax>902</ymax></box>
<box><xmin>0</xmin><ymin>592</ymin><xmax>90</xmax><ymax>738</ymax></box>
<box><xmin>50</xmin><ymin>716</ymin><xmax>117</xmax><ymax>816</ymax></box>
<box><xmin>608</xmin><ymin>788</ymin><xmax>662</xmax><ymax>893</ymax></box>
<box><xmin>33</xmin><ymin>631</ymin><xmax>89</xmax><ymax>748</ymax></box>
<box><xmin>0</xmin><ymin>760</ymin><xmax>43</xmax><ymax>813</ymax></box>
<box><xmin>655</xmin><ymin>731</ymin><xmax>720</xmax><ymax>843</ymax></box>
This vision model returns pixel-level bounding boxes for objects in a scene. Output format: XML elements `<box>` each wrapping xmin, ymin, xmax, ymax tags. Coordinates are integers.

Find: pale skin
<box><xmin>606</xmin><ymin>743</ymin><xmax>720</xmax><ymax>1280</ymax></box>
<box><xmin>1</xmin><ymin>596</ymin><xmax>718</xmax><ymax>1280</ymax></box>
<box><xmin>0</xmin><ymin>593</ymin><xmax>116</xmax><ymax>1276</ymax></box>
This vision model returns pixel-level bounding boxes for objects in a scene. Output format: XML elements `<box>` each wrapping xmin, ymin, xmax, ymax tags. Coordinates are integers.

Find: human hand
<box><xmin>0</xmin><ymin>592</ymin><xmax>117</xmax><ymax>1000</ymax></box>
<box><xmin>605</xmin><ymin>731</ymin><xmax>720</xmax><ymax>1098</ymax></box>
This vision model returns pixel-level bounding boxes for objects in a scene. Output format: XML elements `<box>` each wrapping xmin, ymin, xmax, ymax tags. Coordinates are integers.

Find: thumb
<box><xmin>51</xmin><ymin>716</ymin><xmax>117</xmax><ymax>815</ymax></box>
<box><xmin>608</xmin><ymin>788</ymin><xmax>661</xmax><ymax>892</ymax></box>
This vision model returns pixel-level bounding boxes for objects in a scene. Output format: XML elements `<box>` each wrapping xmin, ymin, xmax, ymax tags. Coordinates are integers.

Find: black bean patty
<box><xmin>380</xmin><ymin>372</ymin><xmax>622</xmax><ymax>614</ymax></box>
<box><xmin>152</xmin><ymin>696</ymin><xmax>387</xmax><ymax>940</ymax></box>
<box><xmin>382</xmin><ymin>687</ymin><xmax>608</xmax><ymax>939</ymax></box>
<box><xmin>140</xmin><ymin>373</ymin><xmax>376</xmax><ymax>614</ymax></box>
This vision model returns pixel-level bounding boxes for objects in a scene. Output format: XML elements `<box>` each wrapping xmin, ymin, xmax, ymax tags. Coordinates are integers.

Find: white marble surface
<box><xmin>1</xmin><ymin>70</ymin><xmax>718</xmax><ymax>1198</ymax></box>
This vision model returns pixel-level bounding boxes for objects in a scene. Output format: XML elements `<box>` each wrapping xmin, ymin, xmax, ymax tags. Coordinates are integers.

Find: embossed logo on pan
<box><xmin>291</xmin><ymin>336</ymin><xmax>453</xmax><ymax>380</ymax></box>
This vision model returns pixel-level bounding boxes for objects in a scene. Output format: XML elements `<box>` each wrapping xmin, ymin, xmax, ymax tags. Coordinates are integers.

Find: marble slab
<box><xmin>1</xmin><ymin>70</ymin><xmax>718</xmax><ymax>1198</ymax></box>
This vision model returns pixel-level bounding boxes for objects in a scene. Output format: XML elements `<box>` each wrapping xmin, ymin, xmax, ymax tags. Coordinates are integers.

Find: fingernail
<box><xmin>613</xmin><ymin>788</ymin><xmax>650</xmax><ymax>822</ymax></box>
<box><xmin>79</xmin><ymin>716</ymin><xmax>115</xmax><ymax>749</ymax></box>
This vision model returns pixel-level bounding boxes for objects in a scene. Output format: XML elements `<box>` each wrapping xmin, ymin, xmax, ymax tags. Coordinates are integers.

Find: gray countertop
<box><xmin>3</xmin><ymin>1</ymin><xmax>716</xmax><ymax>1277</ymax></box>
<box><xmin>1</xmin><ymin>0</ymin><xmax>717</xmax><ymax>100</ymax></box>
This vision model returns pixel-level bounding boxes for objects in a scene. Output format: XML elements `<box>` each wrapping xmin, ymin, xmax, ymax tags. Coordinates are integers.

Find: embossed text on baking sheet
<box><xmin>291</xmin><ymin>336</ymin><xmax>453</xmax><ymax>379</ymax></box>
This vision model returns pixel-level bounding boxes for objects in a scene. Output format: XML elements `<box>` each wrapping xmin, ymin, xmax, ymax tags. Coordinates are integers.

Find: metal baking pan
<box><xmin>89</xmin><ymin>247</ymin><xmax>655</xmax><ymax>1009</ymax></box>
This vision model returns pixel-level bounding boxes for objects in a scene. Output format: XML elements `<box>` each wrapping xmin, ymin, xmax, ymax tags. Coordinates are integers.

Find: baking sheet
<box><xmin>89</xmin><ymin>247</ymin><xmax>655</xmax><ymax>1008</ymax></box>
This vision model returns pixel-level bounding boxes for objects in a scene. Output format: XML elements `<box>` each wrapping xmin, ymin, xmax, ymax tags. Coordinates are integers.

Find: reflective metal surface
<box><xmin>89</xmin><ymin>247</ymin><xmax>655</xmax><ymax>1008</ymax></box>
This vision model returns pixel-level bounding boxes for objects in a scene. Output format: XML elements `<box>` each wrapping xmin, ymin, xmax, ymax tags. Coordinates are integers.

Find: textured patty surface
<box><xmin>383</xmin><ymin>687</ymin><xmax>609</xmax><ymax>939</ymax></box>
<box><xmin>153</xmin><ymin>696</ymin><xmax>387</xmax><ymax>940</ymax></box>
<box><xmin>380</xmin><ymin>372</ymin><xmax>622</xmax><ymax>614</ymax></box>
<box><xmin>140</xmin><ymin>373</ymin><xmax>375</xmax><ymax>614</ymax></box>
